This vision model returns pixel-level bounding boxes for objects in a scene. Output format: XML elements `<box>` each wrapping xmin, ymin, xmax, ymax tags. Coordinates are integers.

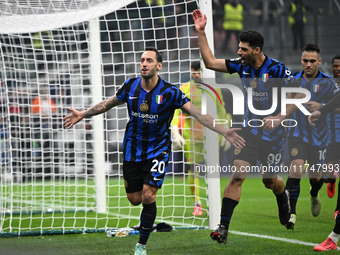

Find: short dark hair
<box><xmin>191</xmin><ymin>61</ymin><xmax>200</xmax><ymax>70</ymax></box>
<box><xmin>332</xmin><ymin>55</ymin><xmax>340</xmax><ymax>65</ymax></box>
<box><xmin>303</xmin><ymin>44</ymin><xmax>320</xmax><ymax>54</ymax></box>
<box><xmin>239</xmin><ymin>30</ymin><xmax>264</xmax><ymax>51</ymax></box>
<box><xmin>144</xmin><ymin>47</ymin><xmax>163</xmax><ymax>63</ymax></box>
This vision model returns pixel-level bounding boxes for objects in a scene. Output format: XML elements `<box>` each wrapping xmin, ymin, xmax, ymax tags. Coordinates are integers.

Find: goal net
<box><xmin>0</xmin><ymin>0</ymin><xmax>213</xmax><ymax>236</ymax></box>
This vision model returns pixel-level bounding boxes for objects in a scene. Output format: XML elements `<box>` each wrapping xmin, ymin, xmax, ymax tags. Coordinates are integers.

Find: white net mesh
<box><xmin>0</xmin><ymin>0</ymin><xmax>208</xmax><ymax>236</ymax></box>
<box><xmin>0</xmin><ymin>0</ymin><xmax>135</xmax><ymax>33</ymax></box>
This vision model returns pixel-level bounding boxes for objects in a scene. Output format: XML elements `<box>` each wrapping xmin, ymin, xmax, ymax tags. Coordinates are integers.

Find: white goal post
<box><xmin>0</xmin><ymin>0</ymin><xmax>222</xmax><ymax>236</ymax></box>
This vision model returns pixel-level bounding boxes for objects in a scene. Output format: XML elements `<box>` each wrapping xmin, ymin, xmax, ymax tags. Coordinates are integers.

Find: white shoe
<box><xmin>311</xmin><ymin>195</ymin><xmax>321</xmax><ymax>217</ymax></box>
<box><xmin>134</xmin><ymin>243</ymin><xmax>147</xmax><ymax>255</ymax></box>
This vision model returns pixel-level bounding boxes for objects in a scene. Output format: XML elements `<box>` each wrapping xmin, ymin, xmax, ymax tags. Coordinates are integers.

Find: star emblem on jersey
<box><xmin>156</xmin><ymin>95</ymin><xmax>163</xmax><ymax>104</ymax></box>
<box><xmin>291</xmin><ymin>148</ymin><xmax>298</xmax><ymax>157</ymax></box>
<box><xmin>140</xmin><ymin>102</ymin><xmax>149</xmax><ymax>112</ymax></box>
<box><xmin>251</xmin><ymin>78</ymin><xmax>257</xmax><ymax>88</ymax></box>
<box><xmin>234</xmin><ymin>147</ymin><xmax>241</xmax><ymax>155</ymax></box>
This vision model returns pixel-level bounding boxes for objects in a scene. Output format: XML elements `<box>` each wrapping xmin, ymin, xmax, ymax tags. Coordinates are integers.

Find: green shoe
<box><xmin>134</xmin><ymin>243</ymin><xmax>147</xmax><ymax>255</ymax></box>
<box><xmin>311</xmin><ymin>195</ymin><xmax>321</xmax><ymax>217</ymax></box>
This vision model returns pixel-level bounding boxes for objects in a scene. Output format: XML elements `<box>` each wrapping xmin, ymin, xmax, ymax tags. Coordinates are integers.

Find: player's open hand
<box><xmin>63</xmin><ymin>107</ymin><xmax>84</xmax><ymax>129</ymax></box>
<box><xmin>308</xmin><ymin>110</ymin><xmax>321</xmax><ymax>126</ymax></box>
<box><xmin>192</xmin><ymin>9</ymin><xmax>207</xmax><ymax>32</ymax></box>
<box><xmin>224</xmin><ymin>128</ymin><xmax>245</xmax><ymax>149</ymax></box>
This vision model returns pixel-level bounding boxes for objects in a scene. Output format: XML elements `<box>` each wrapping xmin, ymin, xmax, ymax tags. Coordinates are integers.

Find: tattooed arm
<box><xmin>63</xmin><ymin>95</ymin><xmax>124</xmax><ymax>129</ymax></box>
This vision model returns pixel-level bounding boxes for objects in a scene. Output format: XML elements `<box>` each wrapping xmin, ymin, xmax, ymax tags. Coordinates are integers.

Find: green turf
<box><xmin>1</xmin><ymin>176</ymin><xmax>210</xmax><ymax>233</ymax></box>
<box><xmin>1</xmin><ymin>176</ymin><xmax>338</xmax><ymax>254</ymax></box>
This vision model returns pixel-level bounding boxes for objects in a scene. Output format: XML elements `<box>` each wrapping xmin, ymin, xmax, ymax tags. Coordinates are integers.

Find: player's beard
<box><xmin>304</xmin><ymin>67</ymin><xmax>317</xmax><ymax>79</ymax></box>
<box><xmin>141</xmin><ymin>66</ymin><xmax>158</xmax><ymax>79</ymax></box>
<box><xmin>241</xmin><ymin>55</ymin><xmax>255</xmax><ymax>67</ymax></box>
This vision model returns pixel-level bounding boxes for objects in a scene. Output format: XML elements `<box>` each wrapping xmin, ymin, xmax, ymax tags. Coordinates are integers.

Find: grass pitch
<box><xmin>1</xmin><ymin>176</ymin><xmax>339</xmax><ymax>254</ymax></box>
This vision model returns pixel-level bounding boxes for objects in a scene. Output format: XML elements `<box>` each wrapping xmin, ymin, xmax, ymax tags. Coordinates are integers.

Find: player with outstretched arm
<box><xmin>63</xmin><ymin>47</ymin><xmax>245</xmax><ymax>255</ymax></box>
<box><xmin>192</xmin><ymin>9</ymin><xmax>305</xmax><ymax>245</ymax></box>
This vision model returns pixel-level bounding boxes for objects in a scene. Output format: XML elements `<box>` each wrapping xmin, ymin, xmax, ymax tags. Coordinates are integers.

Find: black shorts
<box><xmin>288</xmin><ymin>137</ymin><xmax>327</xmax><ymax>165</ymax></box>
<box><xmin>123</xmin><ymin>152</ymin><xmax>169</xmax><ymax>193</ymax></box>
<box><xmin>325</xmin><ymin>142</ymin><xmax>340</xmax><ymax>163</ymax></box>
<box><xmin>233</xmin><ymin>127</ymin><xmax>284</xmax><ymax>168</ymax></box>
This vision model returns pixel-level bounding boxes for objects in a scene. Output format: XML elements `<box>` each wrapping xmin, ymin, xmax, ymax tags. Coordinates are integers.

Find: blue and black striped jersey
<box><xmin>288</xmin><ymin>71</ymin><xmax>338</xmax><ymax>146</ymax></box>
<box><xmin>327</xmin><ymin>113</ymin><xmax>340</xmax><ymax>144</ymax></box>
<box><xmin>225</xmin><ymin>55</ymin><xmax>295</xmax><ymax>142</ymax></box>
<box><xmin>116</xmin><ymin>76</ymin><xmax>189</xmax><ymax>162</ymax></box>
<box><xmin>327</xmin><ymin>81</ymin><xmax>340</xmax><ymax>145</ymax></box>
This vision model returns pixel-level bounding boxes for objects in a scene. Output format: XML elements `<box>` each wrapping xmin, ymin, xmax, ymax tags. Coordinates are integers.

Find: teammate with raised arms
<box><xmin>192</xmin><ymin>9</ymin><xmax>303</xmax><ymax>245</ymax></box>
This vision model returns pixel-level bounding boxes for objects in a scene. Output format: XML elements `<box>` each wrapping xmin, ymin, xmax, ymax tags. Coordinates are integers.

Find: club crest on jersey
<box><xmin>140</xmin><ymin>102</ymin><xmax>149</xmax><ymax>112</ymax></box>
<box><xmin>262</xmin><ymin>73</ymin><xmax>269</xmax><ymax>82</ymax></box>
<box><xmin>291</xmin><ymin>148</ymin><xmax>298</xmax><ymax>157</ymax></box>
<box><xmin>251</xmin><ymin>78</ymin><xmax>257</xmax><ymax>88</ymax></box>
<box><xmin>156</xmin><ymin>95</ymin><xmax>163</xmax><ymax>104</ymax></box>
<box><xmin>313</xmin><ymin>84</ymin><xmax>320</xmax><ymax>93</ymax></box>
<box><xmin>234</xmin><ymin>147</ymin><xmax>241</xmax><ymax>155</ymax></box>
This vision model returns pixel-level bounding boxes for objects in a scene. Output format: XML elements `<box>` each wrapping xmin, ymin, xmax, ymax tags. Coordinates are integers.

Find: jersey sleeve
<box><xmin>225</xmin><ymin>57</ymin><xmax>242</xmax><ymax>74</ymax></box>
<box><xmin>325</xmin><ymin>78</ymin><xmax>340</xmax><ymax>100</ymax></box>
<box><xmin>116</xmin><ymin>79</ymin><xmax>130</xmax><ymax>102</ymax></box>
<box><xmin>173</xmin><ymin>87</ymin><xmax>190</xmax><ymax>108</ymax></box>
<box><xmin>271</xmin><ymin>64</ymin><xmax>298</xmax><ymax>88</ymax></box>
<box><xmin>321</xmin><ymin>93</ymin><xmax>340</xmax><ymax>115</ymax></box>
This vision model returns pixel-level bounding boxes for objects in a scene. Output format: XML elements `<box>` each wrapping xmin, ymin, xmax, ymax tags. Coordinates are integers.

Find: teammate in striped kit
<box><xmin>63</xmin><ymin>47</ymin><xmax>245</xmax><ymax>255</ymax></box>
<box><xmin>285</xmin><ymin>44</ymin><xmax>339</xmax><ymax>230</ymax></box>
<box><xmin>193</xmin><ymin>9</ymin><xmax>301</xmax><ymax>245</ymax></box>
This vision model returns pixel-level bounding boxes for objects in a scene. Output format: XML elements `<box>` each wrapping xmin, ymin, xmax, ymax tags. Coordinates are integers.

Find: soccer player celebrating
<box><xmin>285</xmin><ymin>45</ymin><xmax>338</xmax><ymax>230</ymax></box>
<box><xmin>63</xmin><ymin>47</ymin><xmax>245</xmax><ymax>255</ymax></box>
<box><xmin>192</xmin><ymin>9</ymin><xmax>297</xmax><ymax>244</ymax></box>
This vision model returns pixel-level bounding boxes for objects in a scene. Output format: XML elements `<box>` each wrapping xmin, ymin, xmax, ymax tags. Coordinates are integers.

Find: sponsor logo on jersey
<box><xmin>132</xmin><ymin>111</ymin><xmax>158</xmax><ymax>123</ymax></box>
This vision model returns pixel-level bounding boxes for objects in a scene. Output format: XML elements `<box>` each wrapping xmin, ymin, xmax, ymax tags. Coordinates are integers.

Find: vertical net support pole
<box><xmin>89</xmin><ymin>18</ymin><xmax>107</xmax><ymax>213</ymax></box>
<box><xmin>199</xmin><ymin>0</ymin><xmax>221</xmax><ymax>230</ymax></box>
